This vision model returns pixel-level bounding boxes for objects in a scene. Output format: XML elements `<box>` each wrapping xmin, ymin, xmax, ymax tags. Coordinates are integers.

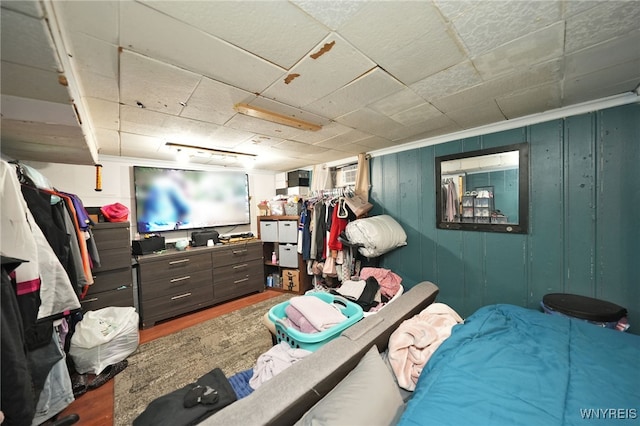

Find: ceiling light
<box><xmin>166</xmin><ymin>142</ymin><xmax>257</xmax><ymax>159</ymax></box>
<box><xmin>234</xmin><ymin>103</ymin><xmax>321</xmax><ymax>132</ymax></box>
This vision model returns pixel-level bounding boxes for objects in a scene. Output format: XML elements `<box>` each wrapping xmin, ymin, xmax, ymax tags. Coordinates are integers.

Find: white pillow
<box><xmin>295</xmin><ymin>345</ymin><xmax>404</xmax><ymax>426</ymax></box>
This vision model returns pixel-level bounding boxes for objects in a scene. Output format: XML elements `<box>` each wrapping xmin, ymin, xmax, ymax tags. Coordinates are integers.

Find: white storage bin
<box><xmin>260</xmin><ymin>221</ymin><xmax>278</xmax><ymax>242</ymax></box>
<box><xmin>278</xmin><ymin>220</ymin><xmax>298</xmax><ymax>243</ymax></box>
<box><xmin>278</xmin><ymin>244</ymin><xmax>298</xmax><ymax>268</ymax></box>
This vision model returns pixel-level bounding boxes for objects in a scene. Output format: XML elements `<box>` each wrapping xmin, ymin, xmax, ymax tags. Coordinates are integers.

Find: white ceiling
<box><xmin>1</xmin><ymin>0</ymin><xmax>639</xmax><ymax>171</ymax></box>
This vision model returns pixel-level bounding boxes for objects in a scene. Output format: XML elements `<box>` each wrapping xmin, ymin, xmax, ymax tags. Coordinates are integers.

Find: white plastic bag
<box><xmin>69</xmin><ymin>306</ymin><xmax>139</xmax><ymax>374</ymax></box>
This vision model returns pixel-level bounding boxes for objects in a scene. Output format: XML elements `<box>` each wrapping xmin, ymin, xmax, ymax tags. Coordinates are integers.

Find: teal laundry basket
<box><xmin>268</xmin><ymin>292</ymin><xmax>363</xmax><ymax>351</ymax></box>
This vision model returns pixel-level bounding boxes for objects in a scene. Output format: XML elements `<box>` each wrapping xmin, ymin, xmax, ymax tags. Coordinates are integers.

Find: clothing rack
<box><xmin>307</xmin><ymin>185</ymin><xmax>355</xmax><ymax>201</ymax></box>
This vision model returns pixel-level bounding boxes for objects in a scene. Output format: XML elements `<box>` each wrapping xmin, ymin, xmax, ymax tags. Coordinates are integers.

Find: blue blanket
<box><xmin>398</xmin><ymin>304</ymin><xmax>640</xmax><ymax>426</ymax></box>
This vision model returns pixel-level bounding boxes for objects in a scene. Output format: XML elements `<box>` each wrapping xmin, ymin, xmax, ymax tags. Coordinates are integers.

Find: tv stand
<box><xmin>134</xmin><ymin>239</ymin><xmax>263</xmax><ymax>328</ymax></box>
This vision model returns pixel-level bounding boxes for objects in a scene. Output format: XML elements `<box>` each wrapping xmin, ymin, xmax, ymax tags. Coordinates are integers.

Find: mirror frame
<box><xmin>435</xmin><ymin>142</ymin><xmax>529</xmax><ymax>234</ymax></box>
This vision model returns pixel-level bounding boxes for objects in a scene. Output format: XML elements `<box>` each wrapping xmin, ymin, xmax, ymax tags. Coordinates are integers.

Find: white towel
<box><xmin>289</xmin><ymin>296</ymin><xmax>347</xmax><ymax>331</ymax></box>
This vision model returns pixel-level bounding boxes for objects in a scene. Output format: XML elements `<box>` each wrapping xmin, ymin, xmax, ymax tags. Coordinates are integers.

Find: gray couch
<box><xmin>201</xmin><ymin>281</ymin><xmax>439</xmax><ymax>426</ymax></box>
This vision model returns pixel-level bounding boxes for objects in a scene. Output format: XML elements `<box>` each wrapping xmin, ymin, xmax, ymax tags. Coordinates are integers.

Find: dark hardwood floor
<box><xmin>53</xmin><ymin>290</ymin><xmax>283</xmax><ymax>425</ymax></box>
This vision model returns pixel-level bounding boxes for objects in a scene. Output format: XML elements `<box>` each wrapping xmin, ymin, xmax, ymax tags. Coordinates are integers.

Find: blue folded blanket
<box><xmin>227</xmin><ymin>368</ymin><xmax>254</xmax><ymax>400</ymax></box>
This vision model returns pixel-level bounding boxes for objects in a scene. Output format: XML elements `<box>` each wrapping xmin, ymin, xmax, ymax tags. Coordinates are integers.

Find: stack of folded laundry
<box><xmin>283</xmin><ymin>296</ymin><xmax>347</xmax><ymax>333</ymax></box>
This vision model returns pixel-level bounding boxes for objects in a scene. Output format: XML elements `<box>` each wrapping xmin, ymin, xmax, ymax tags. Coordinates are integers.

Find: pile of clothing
<box><xmin>333</xmin><ymin>267</ymin><xmax>403</xmax><ymax>312</ymax></box>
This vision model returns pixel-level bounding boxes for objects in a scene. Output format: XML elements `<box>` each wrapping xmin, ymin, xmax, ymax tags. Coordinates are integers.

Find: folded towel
<box><xmin>285</xmin><ymin>304</ymin><xmax>320</xmax><ymax>334</ymax></box>
<box><xmin>388</xmin><ymin>303</ymin><xmax>463</xmax><ymax>391</ymax></box>
<box><xmin>289</xmin><ymin>296</ymin><xmax>347</xmax><ymax>331</ymax></box>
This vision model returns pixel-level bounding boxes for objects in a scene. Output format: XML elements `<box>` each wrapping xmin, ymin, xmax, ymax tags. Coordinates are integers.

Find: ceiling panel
<box><xmin>1</xmin><ymin>0</ymin><xmax>638</xmax><ymax>172</ymax></box>
<box><xmin>1</xmin><ymin>8</ymin><xmax>60</xmax><ymax>71</ymax></box>
<box><xmin>140</xmin><ymin>0</ymin><xmax>329</xmax><ymax>70</ymax></box>
<box><xmin>120</xmin><ymin>1</ymin><xmax>285</xmax><ymax>94</ymax></box>
<box><xmin>262</xmin><ymin>34</ymin><xmax>376</xmax><ymax>108</ymax></box>
<box><xmin>120</xmin><ymin>50</ymin><xmax>201</xmax><ymax>115</ymax></box>
<box><xmin>305</xmin><ymin>67</ymin><xmax>404</xmax><ymax>118</ymax></box>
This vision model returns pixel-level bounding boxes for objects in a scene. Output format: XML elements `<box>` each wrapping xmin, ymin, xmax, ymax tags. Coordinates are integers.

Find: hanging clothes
<box><xmin>445</xmin><ymin>179</ymin><xmax>458</xmax><ymax>222</ymax></box>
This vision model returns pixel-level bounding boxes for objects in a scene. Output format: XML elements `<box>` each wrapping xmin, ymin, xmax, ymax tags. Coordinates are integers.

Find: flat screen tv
<box><xmin>133</xmin><ymin>166</ymin><xmax>250</xmax><ymax>233</ymax></box>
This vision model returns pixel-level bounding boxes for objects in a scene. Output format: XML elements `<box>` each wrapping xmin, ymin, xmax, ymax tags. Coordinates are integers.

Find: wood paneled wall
<box><xmin>371</xmin><ymin>103</ymin><xmax>640</xmax><ymax>332</ymax></box>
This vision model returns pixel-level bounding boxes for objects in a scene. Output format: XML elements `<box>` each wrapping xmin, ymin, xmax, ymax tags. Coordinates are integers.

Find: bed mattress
<box><xmin>398</xmin><ymin>304</ymin><xmax>640</xmax><ymax>426</ymax></box>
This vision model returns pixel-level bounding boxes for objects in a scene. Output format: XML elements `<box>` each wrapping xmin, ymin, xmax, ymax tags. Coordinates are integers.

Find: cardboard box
<box><xmin>283</xmin><ymin>269</ymin><xmax>300</xmax><ymax>292</ymax></box>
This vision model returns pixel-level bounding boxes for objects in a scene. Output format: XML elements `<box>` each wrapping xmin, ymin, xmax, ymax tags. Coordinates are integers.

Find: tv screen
<box><xmin>133</xmin><ymin>166</ymin><xmax>250</xmax><ymax>233</ymax></box>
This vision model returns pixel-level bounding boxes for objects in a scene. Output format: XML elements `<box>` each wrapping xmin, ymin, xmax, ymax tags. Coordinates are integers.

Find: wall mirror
<box><xmin>435</xmin><ymin>143</ymin><xmax>529</xmax><ymax>234</ymax></box>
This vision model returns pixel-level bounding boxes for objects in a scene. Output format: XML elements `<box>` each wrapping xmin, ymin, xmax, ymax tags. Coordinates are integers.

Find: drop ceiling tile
<box><xmin>1</xmin><ymin>61</ymin><xmax>70</xmax><ymax>103</ymax></box>
<box><xmin>497</xmin><ymin>82</ymin><xmax>562</xmax><ymax>119</ymax></box>
<box><xmin>369</xmin><ymin>88</ymin><xmax>426</xmax><ymax>117</ymax></box>
<box><xmin>387</xmin><ymin>113</ymin><xmax>458</xmax><ymax>142</ymax></box>
<box><xmin>566</xmin><ymin>1</ymin><xmax>640</xmax><ymax>53</ymax></box>
<box><xmin>65</xmin><ymin>32</ymin><xmax>118</xmax><ymax>80</ymax></box>
<box><xmin>84</xmin><ymin>98</ymin><xmax>119</xmax><ymax>130</ymax></box>
<box><xmin>305</xmin><ymin>67</ymin><xmax>404</xmax><ymax>118</ymax></box>
<box><xmin>292</xmin><ymin>0</ymin><xmax>367</xmax><ymax>31</ymax></box>
<box><xmin>563</xmin><ymin>0</ymin><xmax>601</xmax><ymax>18</ymax></box>
<box><xmin>1</xmin><ymin>9</ymin><xmax>60</xmax><ymax>71</ymax></box>
<box><xmin>446</xmin><ymin>100</ymin><xmax>505</xmax><ymax>128</ymax></box>
<box><xmin>272</xmin><ymin>140</ymin><xmax>329</xmax><ymax>155</ymax></box>
<box><xmin>120</xmin><ymin>51</ymin><xmax>201</xmax><ymax>115</ymax></box>
<box><xmin>563</xmin><ymin>59</ymin><xmax>640</xmax><ymax>104</ymax></box>
<box><xmin>262</xmin><ymin>34</ymin><xmax>376</xmax><ymax>108</ymax></box>
<box><xmin>565</xmin><ymin>30</ymin><xmax>640</xmax><ymax>77</ymax></box>
<box><xmin>2</xmin><ymin>0</ymin><xmax>44</xmax><ymax>18</ymax></box>
<box><xmin>410</xmin><ymin>61</ymin><xmax>482</xmax><ymax>101</ymax></box>
<box><xmin>391</xmin><ymin>102</ymin><xmax>442</xmax><ymax>127</ymax></box>
<box><xmin>53</xmin><ymin>1</ymin><xmax>118</xmax><ymax>44</ymax></box>
<box><xmin>225</xmin><ymin>113</ymin><xmax>307</xmax><ymax>140</ymax></box>
<box><xmin>432</xmin><ymin>59</ymin><xmax>562</xmax><ymax>112</ymax></box>
<box><xmin>140</xmin><ymin>0</ymin><xmax>328</xmax><ymax>70</ymax></box>
<box><xmin>180</xmin><ymin>77</ymin><xmax>255</xmax><ymax>125</ymax></box>
<box><xmin>120</xmin><ymin>131</ymin><xmax>164</xmax><ymax>152</ymax></box>
<box><xmin>1</xmin><ymin>94</ymin><xmax>77</xmax><ymax>126</ymax></box>
<box><xmin>292</xmin><ymin>121</ymin><xmax>353</xmax><ymax>144</ymax></box>
<box><xmin>434</xmin><ymin>0</ymin><xmax>477</xmax><ymax>21</ymax></box>
<box><xmin>313</xmin><ymin>129</ymin><xmax>371</xmax><ymax>149</ymax></box>
<box><xmin>120</xmin><ymin>1</ymin><xmax>285</xmax><ymax>94</ymax></box>
<box><xmin>451</xmin><ymin>1</ymin><xmax>560</xmax><ymax>55</ymax></box>
<box><xmin>335</xmin><ymin>108</ymin><xmax>406</xmax><ymax>140</ymax></box>
<box><xmin>76</xmin><ymin>71</ymin><xmax>119</xmax><ymax>102</ymax></box>
<box><xmin>473</xmin><ymin>22</ymin><xmax>564</xmax><ymax>79</ymax></box>
<box><xmin>94</xmin><ymin>128</ymin><xmax>120</xmax><ymax>156</ymax></box>
<box><xmin>356</xmin><ymin>136</ymin><xmax>396</xmax><ymax>150</ymax></box>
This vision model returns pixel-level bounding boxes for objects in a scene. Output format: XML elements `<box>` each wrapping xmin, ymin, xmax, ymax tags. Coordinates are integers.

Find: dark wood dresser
<box><xmin>81</xmin><ymin>222</ymin><xmax>134</xmax><ymax>311</ymax></box>
<box><xmin>135</xmin><ymin>239</ymin><xmax>264</xmax><ymax>328</ymax></box>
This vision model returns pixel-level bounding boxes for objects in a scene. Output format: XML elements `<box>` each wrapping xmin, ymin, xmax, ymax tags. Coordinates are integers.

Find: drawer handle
<box><xmin>169</xmin><ymin>259</ymin><xmax>190</xmax><ymax>265</ymax></box>
<box><xmin>234</xmin><ymin>277</ymin><xmax>249</xmax><ymax>284</ymax></box>
<box><xmin>82</xmin><ymin>297</ymin><xmax>99</xmax><ymax>303</ymax></box>
<box><xmin>170</xmin><ymin>276</ymin><xmax>191</xmax><ymax>283</ymax></box>
<box><xmin>232</xmin><ymin>249</ymin><xmax>247</xmax><ymax>255</ymax></box>
<box><xmin>233</xmin><ymin>264</ymin><xmax>248</xmax><ymax>269</ymax></box>
<box><xmin>283</xmin><ymin>223</ymin><xmax>292</xmax><ymax>227</ymax></box>
<box><xmin>171</xmin><ymin>292</ymin><xmax>192</xmax><ymax>300</ymax></box>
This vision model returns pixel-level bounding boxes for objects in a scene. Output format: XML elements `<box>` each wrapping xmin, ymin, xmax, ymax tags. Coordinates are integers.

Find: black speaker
<box><xmin>132</xmin><ymin>236</ymin><xmax>165</xmax><ymax>255</ymax></box>
<box><xmin>191</xmin><ymin>230</ymin><xmax>220</xmax><ymax>247</ymax></box>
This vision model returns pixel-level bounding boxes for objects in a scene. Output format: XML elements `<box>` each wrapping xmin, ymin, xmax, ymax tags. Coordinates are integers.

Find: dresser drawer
<box><xmin>80</xmin><ymin>285</ymin><xmax>134</xmax><ymax>312</ymax></box>
<box><xmin>213</xmin><ymin>261</ymin><xmax>263</xmax><ymax>283</ymax></box>
<box><xmin>92</xmin><ymin>224</ymin><xmax>130</xmax><ymax>250</ymax></box>
<box><xmin>141</xmin><ymin>283</ymin><xmax>214</xmax><ymax>323</ymax></box>
<box><xmin>138</xmin><ymin>252</ymin><xmax>212</xmax><ymax>282</ymax></box>
<box><xmin>88</xmin><ymin>267</ymin><xmax>132</xmax><ymax>295</ymax></box>
<box><xmin>139</xmin><ymin>269</ymin><xmax>212</xmax><ymax>300</ymax></box>
<box><xmin>93</xmin><ymin>248</ymin><xmax>132</xmax><ymax>272</ymax></box>
<box><xmin>214</xmin><ymin>275</ymin><xmax>263</xmax><ymax>302</ymax></box>
<box><xmin>214</xmin><ymin>242</ymin><xmax>262</xmax><ymax>267</ymax></box>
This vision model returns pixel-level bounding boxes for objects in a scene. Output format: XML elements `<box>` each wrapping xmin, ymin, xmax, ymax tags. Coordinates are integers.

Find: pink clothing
<box><xmin>388</xmin><ymin>303</ymin><xmax>463</xmax><ymax>391</ymax></box>
<box><xmin>285</xmin><ymin>304</ymin><xmax>320</xmax><ymax>334</ymax></box>
<box><xmin>360</xmin><ymin>267</ymin><xmax>402</xmax><ymax>298</ymax></box>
